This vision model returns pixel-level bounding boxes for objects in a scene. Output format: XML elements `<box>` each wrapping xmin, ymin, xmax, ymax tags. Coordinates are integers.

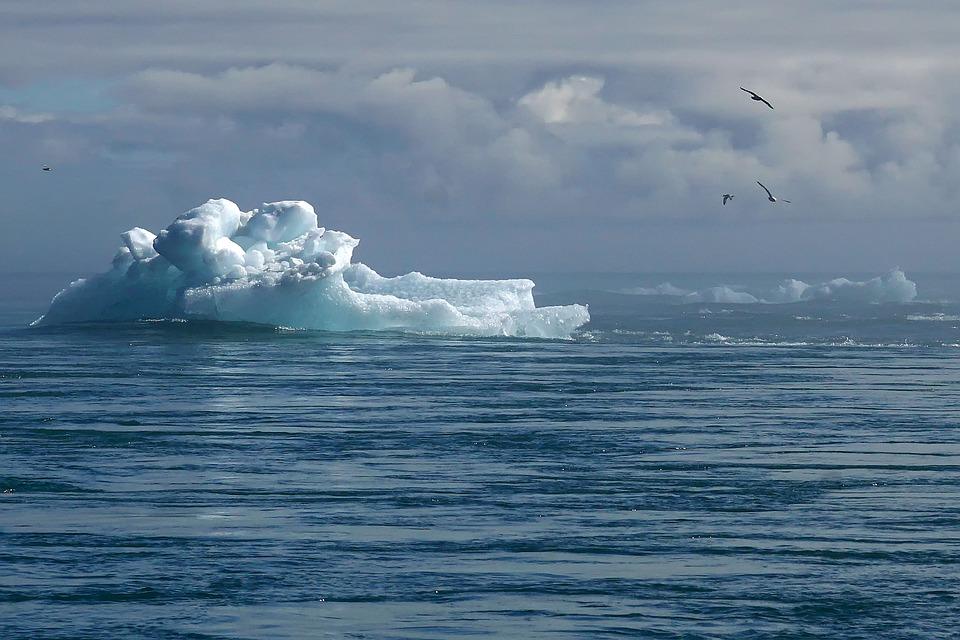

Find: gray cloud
<box><xmin>2</xmin><ymin>2</ymin><xmax>960</xmax><ymax>275</ymax></box>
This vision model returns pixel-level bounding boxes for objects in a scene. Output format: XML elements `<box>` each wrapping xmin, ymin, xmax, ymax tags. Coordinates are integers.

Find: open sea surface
<box><xmin>2</xmin><ymin>272</ymin><xmax>960</xmax><ymax>638</ymax></box>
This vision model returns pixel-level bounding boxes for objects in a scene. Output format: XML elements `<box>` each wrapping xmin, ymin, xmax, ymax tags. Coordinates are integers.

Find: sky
<box><xmin>2</xmin><ymin>1</ymin><xmax>960</xmax><ymax>276</ymax></box>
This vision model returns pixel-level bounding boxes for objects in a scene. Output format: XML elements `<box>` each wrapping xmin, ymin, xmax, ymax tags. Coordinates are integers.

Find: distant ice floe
<box><xmin>35</xmin><ymin>198</ymin><xmax>589</xmax><ymax>338</ymax></box>
<box><xmin>624</xmin><ymin>269</ymin><xmax>917</xmax><ymax>304</ymax></box>
<box><xmin>906</xmin><ymin>313</ymin><xmax>960</xmax><ymax>322</ymax></box>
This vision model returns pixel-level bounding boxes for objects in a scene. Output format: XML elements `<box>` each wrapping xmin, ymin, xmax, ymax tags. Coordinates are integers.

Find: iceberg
<box><xmin>764</xmin><ymin>270</ymin><xmax>917</xmax><ymax>304</ymax></box>
<box><xmin>623</xmin><ymin>269</ymin><xmax>917</xmax><ymax>305</ymax></box>
<box><xmin>35</xmin><ymin>198</ymin><xmax>589</xmax><ymax>338</ymax></box>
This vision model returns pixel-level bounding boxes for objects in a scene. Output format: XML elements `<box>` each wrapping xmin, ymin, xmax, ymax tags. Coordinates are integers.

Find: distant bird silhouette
<box><xmin>740</xmin><ymin>87</ymin><xmax>774</xmax><ymax>110</ymax></box>
<box><xmin>722</xmin><ymin>194</ymin><xmax>734</xmax><ymax>205</ymax></box>
<box><xmin>42</xmin><ymin>165</ymin><xmax>52</xmax><ymax>171</ymax></box>
<box><xmin>757</xmin><ymin>181</ymin><xmax>790</xmax><ymax>203</ymax></box>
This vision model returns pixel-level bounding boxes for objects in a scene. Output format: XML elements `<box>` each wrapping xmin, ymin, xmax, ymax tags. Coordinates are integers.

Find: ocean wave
<box><xmin>579</xmin><ymin>329</ymin><xmax>928</xmax><ymax>348</ymax></box>
<box><xmin>33</xmin><ymin>198</ymin><xmax>589</xmax><ymax>338</ymax></box>
<box><xmin>688</xmin><ymin>337</ymin><xmax>921</xmax><ymax>348</ymax></box>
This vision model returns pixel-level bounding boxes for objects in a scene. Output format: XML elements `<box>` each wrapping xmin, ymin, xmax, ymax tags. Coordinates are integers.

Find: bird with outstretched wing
<box><xmin>740</xmin><ymin>87</ymin><xmax>774</xmax><ymax>110</ymax></box>
<box><xmin>757</xmin><ymin>181</ymin><xmax>790</xmax><ymax>203</ymax></box>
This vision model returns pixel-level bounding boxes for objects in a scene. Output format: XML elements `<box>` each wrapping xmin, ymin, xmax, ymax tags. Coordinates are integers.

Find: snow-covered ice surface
<box><xmin>34</xmin><ymin>199</ymin><xmax>589</xmax><ymax>338</ymax></box>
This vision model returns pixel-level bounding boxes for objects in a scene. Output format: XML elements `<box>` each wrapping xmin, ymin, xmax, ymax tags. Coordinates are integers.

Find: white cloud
<box><xmin>519</xmin><ymin>76</ymin><xmax>663</xmax><ymax>127</ymax></box>
<box><xmin>0</xmin><ymin>105</ymin><xmax>53</xmax><ymax>123</ymax></box>
<box><xmin>4</xmin><ymin>2</ymin><xmax>960</xmax><ymax>272</ymax></box>
<box><xmin>68</xmin><ymin>62</ymin><xmax>960</xmax><ymax>226</ymax></box>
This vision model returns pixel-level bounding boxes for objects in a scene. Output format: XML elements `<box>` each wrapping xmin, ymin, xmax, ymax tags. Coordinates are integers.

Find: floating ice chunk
<box><xmin>343</xmin><ymin>264</ymin><xmax>538</xmax><ymax>315</ymax></box>
<box><xmin>40</xmin><ymin>256</ymin><xmax>180</xmax><ymax>325</ymax></box>
<box><xmin>818</xmin><ymin>269</ymin><xmax>916</xmax><ymax>303</ymax></box>
<box><xmin>624</xmin><ymin>282</ymin><xmax>756</xmax><ymax>303</ymax></box>
<box><xmin>112</xmin><ymin>247</ymin><xmax>134</xmax><ymax>271</ymax></box>
<box><xmin>244</xmin><ymin>247</ymin><xmax>265</xmax><ymax>270</ymax></box>
<box><xmin>278</xmin><ymin>252</ymin><xmax>338</xmax><ymax>284</ymax></box>
<box><xmin>208</xmin><ymin>236</ymin><xmax>245</xmax><ymax>277</ymax></box>
<box><xmin>242</xmin><ymin>201</ymin><xmax>319</xmax><ymax>243</ymax></box>
<box><xmin>766</xmin><ymin>269</ymin><xmax>917</xmax><ymax>304</ymax></box>
<box><xmin>768</xmin><ymin>279</ymin><xmax>809</xmax><ymax>303</ymax></box>
<box><xmin>907</xmin><ymin>313</ymin><xmax>960</xmax><ymax>322</ymax></box>
<box><xmin>34</xmin><ymin>197</ymin><xmax>589</xmax><ymax>338</ymax></box>
<box><xmin>121</xmin><ymin>228</ymin><xmax>158</xmax><ymax>261</ymax></box>
<box><xmin>623</xmin><ymin>269</ymin><xmax>917</xmax><ymax>305</ymax></box>
<box><xmin>153</xmin><ymin>198</ymin><xmax>243</xmax><ymax>277</ymax></box>
<box><xmin>180</xmin><ymin>265</ymin><xmax>588</xmax><ymax>337</ymax></box>
<box><xmin>684</xmin><ymin>287</ymin><xmax>758</xmax><ymax>304</ymax></box>
<box><xmin>627</xmin><ymin>282</ymin><xmax>690</xmax><ymax>297</ymax></box>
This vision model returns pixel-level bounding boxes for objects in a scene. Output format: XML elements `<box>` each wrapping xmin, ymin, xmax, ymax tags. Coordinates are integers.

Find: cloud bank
<box><xmin>3</xmin><ymin>2</ymin><xmax>960</xmax><ymax>274</ymax></box>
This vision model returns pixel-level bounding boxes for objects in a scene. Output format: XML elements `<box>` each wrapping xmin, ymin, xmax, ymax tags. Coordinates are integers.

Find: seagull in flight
<box><xmin>740</xmin><ymin>87</ymin><xmax>774</xmax><ymax>110</ymax></box>
<box><xmin>42</xmin><ymin>165</ymin><xmax>52</xmax><ymax>171</ymax></box>
<box><xmin>757</xmin><ymin>181</ymin><xmax>790</xmax><ymax>203</ymax></box>
<box><xmin>722</xmin><ymin>194</ymin><xmax>734</xmax><ymax>205</ymax></box>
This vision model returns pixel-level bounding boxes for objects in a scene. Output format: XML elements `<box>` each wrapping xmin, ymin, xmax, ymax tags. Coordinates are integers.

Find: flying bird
<box><xmin>722</xmin><ymin>194</ymin><xmax>734</xmax><ymax>205</ymax></box>
<box><xmin>42</xmin><ymin>165</ymin><xmax>52</xmax><ymax>171</ymax></box>
<box><xmin>740</xmin><ymin>87</ymin><xmax>774</xmax><ymax>110</ymax></box>
<box><xmin>757</xmin><ymin>181</ymin><xmax>790</xmax><ymax>203</ymax></box>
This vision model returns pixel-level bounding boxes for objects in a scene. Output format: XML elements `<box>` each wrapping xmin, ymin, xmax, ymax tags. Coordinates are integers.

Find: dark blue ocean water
<box><xmin>2</xmin><ymin>272</ymin><xmax>960</xmax><ymax>639</ymax></box>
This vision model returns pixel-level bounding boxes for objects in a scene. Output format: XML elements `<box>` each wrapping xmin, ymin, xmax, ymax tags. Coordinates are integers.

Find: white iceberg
<box><xmin>623</xmin><ymin>269</ymin><xmax>917</xmax><ymax>305</ymax></box>
<box><xmin>764</xmin><ymin>270</ymin><xmax>917</xmax><ymax>304</ymax></box>
<box><xmin>35</xmin><ymin>198</ymin><xmax>589</xmax><ymax>338</ymax></box>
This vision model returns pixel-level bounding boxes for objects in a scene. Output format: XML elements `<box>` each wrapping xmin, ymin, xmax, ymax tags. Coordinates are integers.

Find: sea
<box><xmin>2</xmin><ymin>271</ymin><xmax>959</xmax><ymax>639</ymax></box>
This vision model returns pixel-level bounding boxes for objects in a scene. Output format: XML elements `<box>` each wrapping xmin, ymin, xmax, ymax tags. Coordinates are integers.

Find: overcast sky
<box><xmin>2</xmin><ymin>1</ymin><xmax>960</xmax><ymax>276</ymax></box>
